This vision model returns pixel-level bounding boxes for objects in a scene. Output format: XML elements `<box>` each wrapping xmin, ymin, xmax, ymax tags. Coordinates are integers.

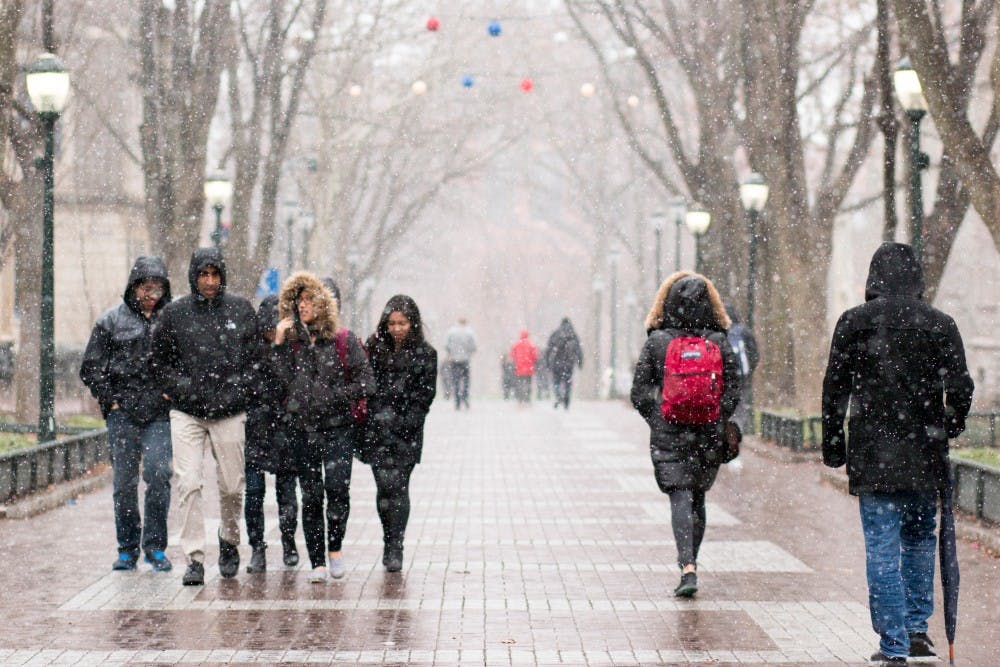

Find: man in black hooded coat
<box><xmin>150</xmin><ymin>248</ymin><xmax>259</xmax><ymax>585</ymax></box>
<box><xmin>81</xmin><ymin>256</ymin><xmax>174</xmax><ymax>573</ymax></box>
<box><xmin>822</xmin><ymin>242</ymin><xmax>974</xmax><ymax>665</ymax></box>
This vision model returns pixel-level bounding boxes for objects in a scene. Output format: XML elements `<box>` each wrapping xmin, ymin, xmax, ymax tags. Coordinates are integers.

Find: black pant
<box><xmin>552</xmin><ymin>375</ymin><xmax>573</xmax><ymax>408</ymax></box>
<box><xmin>371</xmin><ymin>463</ymin><xmax>416</xmax><ymax>547</ymax></box>
<box><xmin>450</xmin><ymin>361</ymin><xmax>470</xmax><ymax>408</ymax></box>
<box><xmin>668</xmin><ymin>489</ymin><xmax>707</xmax><ymax>568</ymax></box>
<box><xmin>299</xmin><ymin>429</ymin><xmax>354</xmax><ymax>568</ymax></box>
<box><xmin>244</xmin><ymin>466</ymin><xmax>299</xmax><ymax>549</ymax></box>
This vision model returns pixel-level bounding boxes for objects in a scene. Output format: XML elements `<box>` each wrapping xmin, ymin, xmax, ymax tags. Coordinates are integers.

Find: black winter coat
<box><xmin>822</xmin><ymin>242</ymin><xmax>974</xmax><ymax>495</ymax></box>
<box><xmin>360</xmin><ymin>337</ymin><xmax>437</xmax><ymax>467</ymax></box>
<box><xmin>80</xmin><ymin>256</ymin><xmax>172</xmax><ymax>424</ymax></box>
<box><xmin>546</xmin><ymin>320</ymin><xmax>583</xmax><ymax>380</ymax></box>
<box><xmin>150</xmin><ymin>248</ymin><xmax>260</xmax><ymax>420</ymax></box>
<box><xmin>631</xmin><ymin>276</ymin><xmax>741</xmax><ymax>492</ymax></box>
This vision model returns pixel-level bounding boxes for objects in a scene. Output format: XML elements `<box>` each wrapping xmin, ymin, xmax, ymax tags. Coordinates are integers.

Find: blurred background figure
<box><xmin>545</xmin><ymin>318</ymin><xmax>583</xmax><ymax>410</ymax></box>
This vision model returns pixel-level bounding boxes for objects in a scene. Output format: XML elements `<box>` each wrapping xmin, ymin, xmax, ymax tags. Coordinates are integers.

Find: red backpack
<box><xmin>660</xmin><ymin>336</ymin><xmax>723</xmax><ymax>424</ymax></box>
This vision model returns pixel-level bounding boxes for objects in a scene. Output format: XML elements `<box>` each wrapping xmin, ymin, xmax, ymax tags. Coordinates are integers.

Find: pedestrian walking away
<box><xmin>822</xmin><ymin>242</ymin><xmax>974</xmax><ymax>666</ymax></box>
<box><xmin>80</xmin><ymin>256</ymin><xmax>174</xmax><ymax>573</ymax></box>
<box><xmin>243</xmin><ymin>295</ymin><xmax>303</xmax><ymax>573</ymax></box>
<box><xmin>545</xmin><ymin>317</ymin><xmax>583</xmax><ymax>410</ymax></box>
<box><xmin>359</xmin><ymin>295</ymin><xmax>437</xmax><ymax>573</ymax></box>
<box><xmin>150</xmin><ymin>248</ymin><xmax>260</xmax><ymax>586</ymax></box>
<box><xmin>510</xmin><ymin>330</ymin><xmax>539</xmax><ymax>404</ymax></box>
<box><xmin>272</xmin><ymin>272</ymin><xmax>374</xmax><ymax>583</ymax></box>
<box><xmin>722</xmin><ymin>303</ymin><xmax>759</xmax><ymax>433</ymax></box>
<box><xmin>445</xmin><ymin>317</ymin><xmax>476</xmax><ymax>409</ymax></box>
<box><xmin>630</xmin><ymin>271</ymin><xmax>740</xmax><ymax>598</ymax></box>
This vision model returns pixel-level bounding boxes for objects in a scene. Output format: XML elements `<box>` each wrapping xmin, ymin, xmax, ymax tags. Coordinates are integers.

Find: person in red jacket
<box><xmin>509</xmin><ymin>330</ymin><xmax>539</xmax><ymax>404</ymax></box>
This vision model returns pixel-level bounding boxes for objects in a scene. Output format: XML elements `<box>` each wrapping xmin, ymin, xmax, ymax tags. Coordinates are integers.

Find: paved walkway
<box><xmin>0</xmin><ymin>400</ymin><xmax>997</xmax><ymax>666</ymax></box>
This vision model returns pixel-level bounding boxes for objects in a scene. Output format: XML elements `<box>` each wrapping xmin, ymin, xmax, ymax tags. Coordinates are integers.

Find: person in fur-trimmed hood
<box><xmin>630</xmin><ymin>271</ymin><xmax>741</xmax><ymax>598</ymax></box>
<box><xmin>271</xmin><ymin>272</ymin><xmax>374</xmax><ymax>583</ymax></box>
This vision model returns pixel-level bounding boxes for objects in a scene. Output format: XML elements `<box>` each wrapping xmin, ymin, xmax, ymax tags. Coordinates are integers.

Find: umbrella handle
<box><xmin>949</xmin><ymin>643</ymin><xmax>954</xmax><ymax>665</ymax></box>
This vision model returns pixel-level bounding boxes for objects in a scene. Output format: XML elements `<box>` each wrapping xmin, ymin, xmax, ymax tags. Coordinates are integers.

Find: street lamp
<box><xmin>739</xmin><ymin>172</ymin><xmax>769</xmax><ymax>330</ymax></box>
<box><xmin>649</xmin><ymin>211</ymin><xmax>666</xmax><ymax>287</ymax></box>
<box><xmin>893</xmin><ymin>57</ymin><xmax>929</xmax><ymax>263</ymax></box>
<box><xmin>592</xmin><ymin>277</ymin><xmax>604</xmax><ymax>398</ymax></box>
<box><xmin>608</xmin><ymin>248</ymin><xmax>621</xmax><ymax>399</ymax></box>
<box><xmin>685</xmin><ymin>203</ymin><xmax>711</xmax><ymax>273</ymax></box>
<box><xmin>204</xmin><ymin>173</ymin><xmax>232</xmax><ymax>249</ymax></box>
<box><xmin>26</xmin><ymin>52</ymin><xmax>70</xmax><ymax>444</ymax></box>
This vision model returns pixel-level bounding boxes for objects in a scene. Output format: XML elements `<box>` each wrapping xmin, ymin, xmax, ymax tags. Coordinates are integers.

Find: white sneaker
<box><xmin>328</xmin><ymin>555</ymin><xmax>346</xmax><ymax>579</ymax></box>
<box><xmin>309</xmin><ymin>566</ymin><xmax>327</xmax><ymax>583</ymax></box>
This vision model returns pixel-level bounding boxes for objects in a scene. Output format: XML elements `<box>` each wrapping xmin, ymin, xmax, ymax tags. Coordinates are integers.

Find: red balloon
<box><xmin>426</xmin><ymin>16</ymin><xmax>440</xmax><ymax>31</ymax></box>
<box><xmin>519</xmin><ymin>78</ymin><xmax>534</xmax><ymax>92</ymax></box>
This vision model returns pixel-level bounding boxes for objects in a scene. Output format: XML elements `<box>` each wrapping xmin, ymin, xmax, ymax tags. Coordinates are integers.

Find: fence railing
<box><xmin>953</xmin><ymin>412</ymin><xmax>999</xmax><ymax>449</ymax></box>
<box><xmin>758</xmin><ymin>410</ymin><xmax>822</xmax><ymax>452</ymax></box>
<box><xmin>0</xmin><ymin>429</ymin><xmax>108</xmax><ymax>504</ymax></box>
<box><xmin>951</xmin><ymin>457</ymin><xmax>1000</xmax><ymax>526</ymax></box>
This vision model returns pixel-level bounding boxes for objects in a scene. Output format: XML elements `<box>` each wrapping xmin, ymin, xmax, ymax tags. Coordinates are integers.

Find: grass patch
<box><xmin>952</xmin><ymin>448</ymin><xmax>1000</xmax><ymax>469</ymax></box>
<box><xmin>62</xmin><ymin>414</ymin><xmax>104</xmax><ymax>429</ymax></box>
<box><xmin>0</xmin><ymin>432</ymin><xmax>34</xmax><ymax>453</ymax></box>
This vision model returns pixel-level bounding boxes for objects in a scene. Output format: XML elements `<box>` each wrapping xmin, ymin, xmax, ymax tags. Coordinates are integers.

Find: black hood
<box><xmin>661</xmin><ymin>275</ymin><xmax>719</xmax><ymax>331</ymax></box>
<box><xmin>557</xmin><ymin>318</ymin><xmax>576</xmax><ymax>337</ymax></box>
<box><xmin>865</xmin><ymin>242</ymin><xmax>924</xmax><ymax>301</ymax></box>
<box><xmin>123</xmin><ymin>256</ymin><xmax>171</xmax><ymax>314</ymax></box>
<box><xmin>256</xmin><ymin>295</ymin><xmax>280</xmax><ymax>334</ymax></box>
<box><xmin>187</xmin><ymin>247</ymin><xmax>227</xmax><ymax>301</ymax></box>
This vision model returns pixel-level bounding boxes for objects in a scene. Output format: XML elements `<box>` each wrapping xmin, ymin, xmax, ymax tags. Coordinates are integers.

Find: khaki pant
<box><xmin>170</xmin><ymin>409</ymin><xmax>246</xmax><ymax>563</ymax></box>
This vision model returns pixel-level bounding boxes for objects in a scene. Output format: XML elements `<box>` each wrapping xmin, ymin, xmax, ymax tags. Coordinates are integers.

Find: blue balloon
<box><xmin>488</xmin><ymin>20</ymin><xmax>501</xmax><ymax>37</ymax></box>
<box><xmin>462</xmin><ymin>75</ymin><xmax>474</xmax><ymax>88</ymax></box>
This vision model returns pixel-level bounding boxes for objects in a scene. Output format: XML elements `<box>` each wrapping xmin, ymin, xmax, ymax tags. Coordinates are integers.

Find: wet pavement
<box><xmin>0</xmin><ymin>399</ymin><xmax>998</xmax><ymax>666</ymax></box>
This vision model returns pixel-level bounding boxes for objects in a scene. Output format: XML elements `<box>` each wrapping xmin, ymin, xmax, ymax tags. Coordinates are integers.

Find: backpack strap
<box><xmin>335</xmin><ymin>328</ymin><xmax>351</xmax><ymax>378</ymax></box>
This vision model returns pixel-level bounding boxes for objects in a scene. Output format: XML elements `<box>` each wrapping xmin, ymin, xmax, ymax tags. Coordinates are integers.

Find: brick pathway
<box><xmin>0</xmin><ymin>400</ymin><xmax>998</xmax><ymax>665</ymax></box>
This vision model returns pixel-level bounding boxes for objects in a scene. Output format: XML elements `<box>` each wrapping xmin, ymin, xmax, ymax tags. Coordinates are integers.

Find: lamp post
<box><xmin>649</xmin><ymin>211</ymin><xmax>665</xmax><ymax>287</ymax></box>
<box><xmin>893</xmin><ymin>57</ymin><xmax>930</xmax><ymax>263</ymax></box>
<box><xmin>739</xmin><ymin>173</ymin><xmax>769</xmax><ymax>330</ymax></box>
<box><xmin>204</xmin><ymin>174</ymin><xmax>232</xmax><ymax>250</ymax></box>
<box><xmin>685</xmin><ymin>203</ymin><xmax>711</xmax><ymax>273</ymax></box>
<box><xmin>672</xmin><ymin>197</ymin><xmax>686</xmax><ymax>272</ymax></box>
<box><xmin>592</xmin><ymin>277</ymin><xmax>604</xmax><ymax>398</ymax></box>
<box><xmin>298</xmin><ymin>211</ymin><xmax>314</xmax><ymax>268</ymax></box>
<box><xmin>26</xmin><ymin>52</ymin><xmax>70</xmax><ymax>444</ymax></box>
<box><xmin>608</xmin><ymin>248</ymin><xmax>621</xmax><ymax>399</ymax></box>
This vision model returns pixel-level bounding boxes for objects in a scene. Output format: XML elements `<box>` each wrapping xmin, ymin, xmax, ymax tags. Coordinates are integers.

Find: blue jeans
<box><xmin>107</xmin><ymin>410</ymin><xmax>172</xmax><ymax>555</ymax></box>
<box><xmin>858</xmin><ymin>491</ymin><xmax>937</xmax><ymax>659</ymax></box>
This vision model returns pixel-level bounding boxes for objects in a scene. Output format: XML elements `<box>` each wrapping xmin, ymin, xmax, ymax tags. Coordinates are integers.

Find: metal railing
<box><xmin>0</xmin><ymin>429</ymin><xmax>108</xmax><ymax>504</ymax></box>
<box><xmin>951</xmin><ymin>457</ymin><xmax>1000</xmax><ymax>526</ymax></box>
<box><xmin>758</xmin><ymin>410</ymin><xmax>822</xmax><ymax>452</ymax></box>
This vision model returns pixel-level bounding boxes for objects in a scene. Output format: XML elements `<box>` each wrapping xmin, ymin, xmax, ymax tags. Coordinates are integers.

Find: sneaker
<box><xmin>309</xmin><ymin>566</ymin><xmax>327</xmax><ymax>583</ymax></box>
<box><xmin>112</xmin><ymin>553</ymin><xmax>138</xmax><ymax>571</ymax></box>
<box><xmin>282</xmin><ymin>535</ymin><xmax>299</xmax><ymax>567</ymax></box>
<box><xmin>328</xmin><ymin>555</ymin><xmax>346</xmax><ymax>579</ymax></box>
<box><xmin>218</xmin><ymin>537</ymin><xmax>240</xmax><ymax>579</ymax></box>
<box><xmin>673</xmin><ymin>571</ymin><xmax>698</xmax><ymax>598</ymax></box>
<box><xmin>182</xmin><ymin>561</ymin><xmax>205</xmax><ymax>586</ymax></box>
<box><xmin>907</xmin><ymin>633</ymin><xmax>937</xmax><ymax>661</ymax></box>
<box><xmin>246</xmin><ymin>545</ymin><xmax>266</xmax><ymax>574</ymax></box>
<box><xmin>382</xmin><ymin>545</ymin><xmax>403</xmax><ymax>573</ymax></box>
<box><xmin>870</xmin><ymin>651</ymin><xmax>908</xmax><ymax>665</ymax></box>
<box><xmin>144</xmin><ymin>550</ymin><xmax>173</xmax><ymax>572</ymax></box>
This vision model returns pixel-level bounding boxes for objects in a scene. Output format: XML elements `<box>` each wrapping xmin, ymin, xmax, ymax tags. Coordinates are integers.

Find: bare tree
<box><xmin>0</xmin><ymin>0</ymin><xmax>25</xmax><ymax>264</ymax></box>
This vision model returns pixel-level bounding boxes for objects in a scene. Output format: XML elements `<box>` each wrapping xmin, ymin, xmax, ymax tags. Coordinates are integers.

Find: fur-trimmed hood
<box><xmin>278</xmin><ymin>271</ymin><xmax>339</xmax><ymax>340</ymax></box>
<box><xmin>644</xmin><ymin>271</ymin><xmax>730</xmax><ymax>333</ymax></box>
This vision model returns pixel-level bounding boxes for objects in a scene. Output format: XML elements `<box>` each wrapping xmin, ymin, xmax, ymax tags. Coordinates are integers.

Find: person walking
<box><xmin>445</xmin><ymin>317</ymin><xmax>476</xmax><ymax>409</ymax></box>
<box><xmin>546</xmin><ymin>318</ymin><xmax>583</xmax><ymax>410</ymax></box>
<box><xmin>723</xmin><ymin>303</ymin><xmax>759</xmax><ymax>433</ymax></box>
<box><xmin>822</xmin><ymin>242</ymin><xmax>974</xmax><ymax>666</ymax></box>
<box><xmin>359</xmin><ymin>295</ymin><xmax>437</xmax><ymax>572</ymax></box>
<box><xmin>630</xmin><ymin>271</ymin><xmax>740</xmax><ymax>598</ymax></box>
<box><xmin>150</xmin><ymin>248</ymin><xmax>260</xmax><ymax>586</ymax></box>
<box><xmin>510</xmin><ymin>330</ymin><xmax>538</xmax><ymax>404</ymax></box>
<box><xmin>272</xmin><ymin>272</ymin><xmax>374</xmax><ymax>582</ymax></box>
<box><xmin>243</xmin><ymin>295</ymin><xmax>303</xmax><ymax>572</ymax></box>
<box><xmin>80</xmin><ymin>256</ymin><xmax>174</xmax><ymax>573</ymax></box>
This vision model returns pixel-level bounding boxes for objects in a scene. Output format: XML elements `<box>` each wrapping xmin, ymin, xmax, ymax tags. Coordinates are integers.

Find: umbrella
<box><xmin>939</xmin><ymin>473</ymin><xmax>959</xmax><ymax>666</ymax></box>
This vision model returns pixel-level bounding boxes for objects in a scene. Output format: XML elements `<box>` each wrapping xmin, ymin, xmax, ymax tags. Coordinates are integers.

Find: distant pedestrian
<box><xmin>272</xmin><ymin>272</ymin><xmax>374</xmax><ymax>583</ymax></box>
<box><xmin>243</xmin><ymin>295</ymin><xmax>302</xmax><ymax>572</ymax></box>
<box><xmin>723</xmin><ymin>303</ymin><xmax>759</xmax><ymax>433</ymax></box>
<box><xmin>80</xmin><ymin>256</ymin><xmax>174</xmax><ymax>573</ymax></box>
<box><xmin>360</xmin><ymin>295</ymin><xmax>438</xmax><ymax>572</ymax></box>
<box><xmin>510</xmin><ymin>330</ymin><xmax>539</xmax><ymax>404</ymax></box>
<box><xmin>500</xmin><ymin>353</ymin><xmax>515</xmax><ymax>400</ymax></box>
<box><xmin>535</xmin><ymin>350</ymin><xmax>551</xmax><ymax>400</ymax></box>
<box><xmin>822</xmin><ymin>243</ymin><xmax>974</xmax><ymax>666</ymax></box>
<box><xmin>445</xmin><ymin>317</ymin><xmax>477</xmax><ymax>409</ymax></box>
<box><xmin>150</xmin><ymin>248</ymin><xmax>260</xmax><ymax>586</ymax></box>
<box><xmin>630</xmin><ymin>271</ymin><xmax>740</xmax><ymax>598</ymax></box>
<box><xmin>546</xmin><ymin>318</ymin><xmax>583</xmax><ymax>409</ymax></box>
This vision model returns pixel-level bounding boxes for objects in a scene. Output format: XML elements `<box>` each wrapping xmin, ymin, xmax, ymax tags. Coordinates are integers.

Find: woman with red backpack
<box><xmin>630</xmin><ymin>271</ymin><xmax>741</xmax><ymax>597</ymax></box>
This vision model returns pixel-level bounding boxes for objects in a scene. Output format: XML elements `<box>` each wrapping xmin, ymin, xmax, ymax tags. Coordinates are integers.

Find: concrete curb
<box><xmin>819</xmin><ymin>468</ymin><xmax>1000</xmax><ymax>557</ymax></box>
<box><xmin>0</xmin><ymin>465</ymin><xmax>111</xmax><ymax>520</ymax></box>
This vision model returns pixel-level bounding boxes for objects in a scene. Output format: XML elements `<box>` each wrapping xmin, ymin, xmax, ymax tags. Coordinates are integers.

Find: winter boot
<box><xmin>282</xmin><ymin>534</ymin><xmax>299</xmax><ymax>567</ymax></box>
<box><xmin>182</xmin><ymin>561</ymin><xmax>205</xmax><ymax>586</ymax></box>
<box><xmin>246</xmin><ymin>544</ymin><xmax>266</xmax><ymax>574</ymax></box>
<box><xmin>218</xmin><ymin>536</ymin><xmax>240</xmax><ymax>579</ymax></box>
<box><xmin>673</xmin><ymin>572</ymin><xmax>697</xmax><ymax>598</ymax></box>
<box><xmin>383</xmin><ymin>543</ymin><xmax>404</xmax><ymax>573</ymax></box>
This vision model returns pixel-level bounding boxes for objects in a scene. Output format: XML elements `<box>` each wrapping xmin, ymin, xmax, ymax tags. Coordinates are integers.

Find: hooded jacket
<box><xmin>510</xmin><ymin>330</ymin><xmax>539</xmax><ymax>376</ymax></box>
<box><xmin>822</xmin><ymin>242</ymin><xmax>974</xmax><ymax>495</ymax></box>
<box><xmin>80</xmin><ymin>256</ymin><xmax>172</xmax><ymax>424</ymax></box>
<box><xmin>546</xmin><ymin>318</ymin><xmax>583</xmax><ymax>380</ymax></box>
<box><xmin>149</xmin><ymin>248</ymin><xmax>259</xmax><ymax>420</ymax></box>
<box><xmin>630</xmin><ymin>272</ymin><xmax>741</xmax><ymax>491</ymax></box>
